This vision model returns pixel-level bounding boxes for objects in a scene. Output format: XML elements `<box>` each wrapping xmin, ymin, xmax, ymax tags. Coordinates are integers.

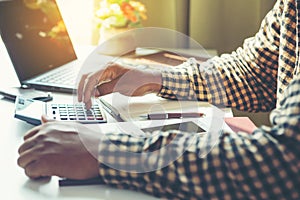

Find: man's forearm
<box><xmin>97</xmin><ymin>75</ymin><xmax>300</xmax><ymax>199</ymax></box>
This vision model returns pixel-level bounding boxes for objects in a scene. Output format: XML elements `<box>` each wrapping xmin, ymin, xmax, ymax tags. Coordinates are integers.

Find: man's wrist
<box><xmin>147</xmin><ymin>70</ymin><xmax>162</xmax><ymax>94</ymax></box>
<box><xmin>149</xmin><ymin>70</ymin><xmax>162</xmax><ymax>94</ymax></box>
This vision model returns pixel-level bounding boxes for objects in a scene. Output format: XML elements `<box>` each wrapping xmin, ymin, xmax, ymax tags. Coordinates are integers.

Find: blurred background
<box><xmin>57</xmin><ymin>0</ymin><xmax>275</xmax><ymax>54</ymax></box>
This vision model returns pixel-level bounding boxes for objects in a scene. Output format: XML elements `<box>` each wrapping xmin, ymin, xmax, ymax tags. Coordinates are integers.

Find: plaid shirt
<box><xmin>98</xmin><ymin>0</ymin><xmax>300</xmax><ymax>199</ymax></box>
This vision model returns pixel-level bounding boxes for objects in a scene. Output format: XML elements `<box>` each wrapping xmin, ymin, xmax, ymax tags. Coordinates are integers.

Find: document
<box><xmin>99</xmin><ymin>92</ymin><xmax>232</xmax><ymax>122</ymax></box>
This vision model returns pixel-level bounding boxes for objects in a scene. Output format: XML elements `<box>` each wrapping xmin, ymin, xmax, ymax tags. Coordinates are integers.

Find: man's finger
<box><xmin>24</xmin><ymin>159</ymin><xmax>51</xmax><ymax>179</ymax></box>
<box><xmin>77</xmin><ymin>74</ymin><xmax>89</xmax><ymax>102</ymax></box>
<box><xmin>41</xmin><ymin>115</ymin><xmax>56</xmax><ymax>124</ymax></box>
<box><xmin>18</xmin><ymin>137</ymin><xmax>39</xmax><ymax>154</ymax></box>
<box><xmin>17</xmin><ymin>146</ymin><xmax>40</xmax><ymax>168</ymax></box>
<box><xmin>82</xmin><ymin>74</ymin><xmax>100</xmax><ymax>109</ymax></box>
<box><xmin>23</xmin><ymin>126</ymin><xmax>41</xmax><ymax>140</ymax></box>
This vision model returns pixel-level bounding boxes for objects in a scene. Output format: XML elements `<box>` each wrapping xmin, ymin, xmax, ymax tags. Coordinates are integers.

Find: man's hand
<box><xmin>17</xmin><ymin>116</ymin><xmax>101</xmax><ymax>180</ymax></box>
<box><xmin>77</xmin><ymin>63</ymin><xmax>162</xmax><ymax>109</ymax></box>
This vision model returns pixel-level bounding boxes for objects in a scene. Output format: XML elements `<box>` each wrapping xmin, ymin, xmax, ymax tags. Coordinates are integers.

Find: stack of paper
<box><xmin>99</xmin><ymin>92</ymin><xmax>232</xmax><ymax>122</ymax></box>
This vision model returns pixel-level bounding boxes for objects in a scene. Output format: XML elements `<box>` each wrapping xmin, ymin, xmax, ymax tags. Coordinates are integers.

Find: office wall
<box><xmin>189</xmin><ymin>0</ymin><xmax>275</xmax><ymax>54</ymax></box>
<box><xmin>139</xmin><ymin>0</ymin><xmax>177</xmax><ymax>29</ymax></box>
<box><xmin>140</xmin><ymin>0</ymin><xmax>190</xmax><ymax>33</ymax></box>
<box><xmin>140</xmin><ymin>0</ymin><xmax>275</xmax><ymax>54</ymax></box>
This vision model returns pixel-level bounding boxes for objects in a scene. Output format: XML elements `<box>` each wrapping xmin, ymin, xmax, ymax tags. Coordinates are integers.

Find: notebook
<box><xmin>0</xmin><ymin>0</ymin><xmax>78</xmax><ymax>93</ymax></box>
<box><xmin>99</xmin><ymin>92</ymin><xmax>233</xmax><ymax>121</ymax></box>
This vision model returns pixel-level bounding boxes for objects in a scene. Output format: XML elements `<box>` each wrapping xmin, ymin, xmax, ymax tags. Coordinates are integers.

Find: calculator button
<box><xmin>51</xmin><ymin>103</ymin><xmax>105</xmax><ymax>123</ymax></box>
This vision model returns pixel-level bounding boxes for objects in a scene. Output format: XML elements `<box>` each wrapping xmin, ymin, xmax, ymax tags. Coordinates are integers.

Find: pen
<box><xmin>144</xmin><ymin>112</ymin><xmax>205</xmax><ymax>120</ymax></box>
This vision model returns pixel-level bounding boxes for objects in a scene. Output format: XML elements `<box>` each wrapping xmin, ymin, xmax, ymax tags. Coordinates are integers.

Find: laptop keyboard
<box><xmin>47</xmin><ymin>103</ymin><xmax>106</xmax><ymax>123</ymax></box>
<box><xmin>36</xmin><ymin>66</ymin><xmax>76</xmax><ymax>86</ymax></box>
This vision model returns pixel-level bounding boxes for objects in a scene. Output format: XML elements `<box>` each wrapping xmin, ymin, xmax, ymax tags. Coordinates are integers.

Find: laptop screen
<box><xmin>0</xmin><ymin>0</ymin><xmax>77</xmax><ymax>82</ymax></box>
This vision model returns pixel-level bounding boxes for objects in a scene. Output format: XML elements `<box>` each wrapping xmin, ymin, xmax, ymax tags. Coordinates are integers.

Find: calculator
<box><xmin>47</xmin><ymin>103</ymin><xmax>106</xmax><ymax>123</ymax></box>
<box><xmin>15</xmin><ymin>96</ymin><xmax>107</xmax><ymax>125</ymax></box>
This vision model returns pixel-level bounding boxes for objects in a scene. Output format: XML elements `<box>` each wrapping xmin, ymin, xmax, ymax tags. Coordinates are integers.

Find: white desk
<box><xmin>0</xmin><ymin>41</ymin><xmax>158</xmax><ymax>200</ymax></box>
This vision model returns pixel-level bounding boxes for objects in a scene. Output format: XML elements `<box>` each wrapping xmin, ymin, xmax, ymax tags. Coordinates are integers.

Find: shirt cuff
<box><xmin>157</xmin><ymin>58</ymin><xmax>206</xmax><ymax>101</ymax></box>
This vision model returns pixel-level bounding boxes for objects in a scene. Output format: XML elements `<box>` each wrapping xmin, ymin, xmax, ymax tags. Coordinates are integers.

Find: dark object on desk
<box><xmin>0</xmin><ymin>87</ymin><xmax>53</xmax><ymax>102</ymax></box>
<box><xmin>59</xmin><ymin>177</ymin><xmax>103</xmax><ymax>187</ymax></box>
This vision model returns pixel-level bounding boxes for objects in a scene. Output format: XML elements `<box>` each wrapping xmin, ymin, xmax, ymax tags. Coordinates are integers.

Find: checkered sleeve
<box><xmin>159</xmin><ymin>0</ymin><xmax>285</xmax><ymax>112</ymax></box>
<box><xmin>98</xmin><ymin>78</ymin><xmax>300</xmax><ymax>199</ymax></box>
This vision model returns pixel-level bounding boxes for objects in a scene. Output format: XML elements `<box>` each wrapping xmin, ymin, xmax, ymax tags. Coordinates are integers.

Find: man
<box><xmin>18</xmin><ymin>0</ymin><xmax>300</xmax><ymax>199</ymax></box>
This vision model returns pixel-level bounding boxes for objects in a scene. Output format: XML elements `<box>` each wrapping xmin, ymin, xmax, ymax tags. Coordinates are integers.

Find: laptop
<box><xmin>0</xmin><ymin>0</ymin><xmax>78</xmax><ymax>93</ymax></box>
